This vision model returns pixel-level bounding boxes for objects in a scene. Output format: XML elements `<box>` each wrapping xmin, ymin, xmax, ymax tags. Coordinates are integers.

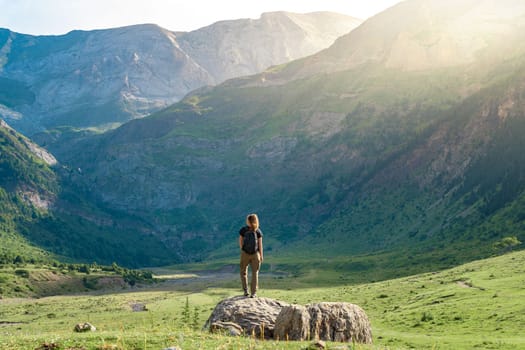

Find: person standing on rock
<box><xmin>239</xmin><ymin>213</ymin><xmax>264</xmax><ymax>298</ymax></box>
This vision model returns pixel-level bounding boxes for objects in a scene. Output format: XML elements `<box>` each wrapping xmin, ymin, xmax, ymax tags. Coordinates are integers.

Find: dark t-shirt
<box><xmin>239</xmin><ymin>226</ymin><xmax>263</xmax><ymax>239</ymax></box>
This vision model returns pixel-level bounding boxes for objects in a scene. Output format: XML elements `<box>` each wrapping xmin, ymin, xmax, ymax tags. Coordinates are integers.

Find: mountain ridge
<box><xmin>239</xmin><ymin>0</ymin><xmax>525</xmax><ymax>88</ymax></box>
<box><xmin>0</xmin><ymin>12</ymin><xmax>361</xmax><ymax>134</ymax></box>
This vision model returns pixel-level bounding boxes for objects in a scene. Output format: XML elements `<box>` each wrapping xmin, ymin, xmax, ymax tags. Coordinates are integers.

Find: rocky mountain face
<box><xmin>0</xmin><ymin>12</ymin><xmax>361</xmax><ymax>134</ymax></box>
<box><xmin>178</xmin><ymin>12</ymin><xmax>361</xmax><ymax>83</ymax></box>
<box><xmin>59</xmin><ymin>0</ymin><xmax>525</xmax><ymax>265</ymax></box>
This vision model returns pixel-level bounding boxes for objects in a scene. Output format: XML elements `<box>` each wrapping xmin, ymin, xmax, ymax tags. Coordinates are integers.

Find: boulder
<box><xmin>130</xmin><ymin>303</ymin><xmax>148</xmax><ymax>312</ymax></box>
<box><xmin>307</xmin><ymin>302</ymin><xmax>372</xmax><ymax>343</ymax></box>
<box><xmin>204</xmin><ymin>296</ymin><xmax>289</xmax><ymax>339</ymax></box>
<box><xmin>274</xmin><ymin>304</ymin><xmax>311</xmax><ymax>341</ymax></box>
<box><xmin>275</xmin><ymin>302</ymin><xmax>372</xmax><ymax>344</ymax></box>
<box><xmin>73</xmin><ymin>322</ymin><xmax>96</xmax><ymax>332</ymax></box>
<box><xmin>205</xmin><ymin>297</ymin><xmax>372</xmax><ymax>344</ymax></box>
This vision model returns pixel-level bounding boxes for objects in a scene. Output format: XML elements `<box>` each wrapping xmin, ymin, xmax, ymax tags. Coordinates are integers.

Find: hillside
<box><xmin>0</xmin><ymin>12</ymin><xmax>360</xmax><ymax>134</ymax></box>
<box><xmin>0</xmin><ymin>119</ymin><xmax>57</xmax><ymax>263</ymax></box>
<box><xmin>0</xmin><ymin>119</ymin><xmax>176</xmax><ymax>267</ymax></box>
<box><xmin>56</xmin><ymin>0</ymin><xmax>525</xmax><ymax>267</ymax></box>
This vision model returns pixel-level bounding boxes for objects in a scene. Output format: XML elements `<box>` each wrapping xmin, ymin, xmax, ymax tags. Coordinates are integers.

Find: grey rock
<box><xmin>275</xmin><ymin>302</ymin><xmax>372</xmax><ymax>344</ymax></box>
<box><xmin>130</xmin><ymin>303</ymin><xmax>148</xmax><ymax>312</ymax></box>
<box><xmin>204</xmin><ymin>296</ymin><xmax>289</xmax><ymax>339</ymax></box>
<box><xmin>307</xmin><ymin>302</ymin><xmax>372</xmax><ymax>343</ymax></box>
<box><xmin>73</xmin><ymin>322</ymin><xmax>96</xmax><ymax>332</ymax></box>
<box><xmin>210</xmin><ymin>321</ymin><xmax>243</xmax><ymax>336</ymax></box>
<box><xmin>205</xmin><ymin>297</ymin><xmax>372</xmax><ymax>344</ymax></box>
<box><xmin>274</xmin><ymin>304</ymin><xmax>311</xmax><ymax>341</ymax></box>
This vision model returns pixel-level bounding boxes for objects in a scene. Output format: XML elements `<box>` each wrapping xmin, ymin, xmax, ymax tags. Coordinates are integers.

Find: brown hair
<box><xmin>246</xmin><ymin>213</ymin><xmax>259</xmax><ymax>231</ymax></box>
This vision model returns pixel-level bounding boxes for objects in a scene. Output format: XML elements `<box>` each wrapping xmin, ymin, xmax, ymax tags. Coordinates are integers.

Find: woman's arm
<box><xmin>258</xmin><ymin>237</ymin><xmax>263</xmax><ymax>262</ymax></box>
<box><xmin>239</xmin><ymin>235</ymin><xmax>244</xmax><ymax>250</ymax></box>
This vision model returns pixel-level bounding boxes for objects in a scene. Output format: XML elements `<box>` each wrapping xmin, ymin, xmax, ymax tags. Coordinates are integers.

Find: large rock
<box><xmin>307</xmin><ymin>302</ymin><xmax>372</xmax><ymax>343</ymax></box>
<box><xmin>204</xmin><ymin>296</ymin><xmax>289</xmax><ymax>339</ymax></box>
<box><xmin>273</xmin><ymin>304</ymin><xmax>310</xmax><ymax>341</ymax></box>
<box><xmin>275</xmin><ymin>302</ymin><xmax>372</xmax><ymax>343</ymax></box>
<box><xmin>205</xmin><ymin>297</ymin><xmax>372</xmax><ymax>344</ymax></box>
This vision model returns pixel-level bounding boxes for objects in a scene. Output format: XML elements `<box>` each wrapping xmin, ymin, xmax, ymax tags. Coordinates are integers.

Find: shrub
<box><xmin>15</xmin><ymin>269</ymin><xmax>30</xmax><ymax>278</ymax></box>
<box><xmin>493</xmin><ymin>236</ymin><xmax>522</xmax><ymax>253</ymax></box>
<box><xmin>421</xmin><ymin>311</ymin><xmax>434</xmax><ymax>322</ymax></box>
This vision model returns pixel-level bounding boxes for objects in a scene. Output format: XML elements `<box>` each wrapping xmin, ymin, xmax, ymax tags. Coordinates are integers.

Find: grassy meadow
<box><xmin>1</xmin><ymin>250</ymin><xmax>524</xmax><ymax>350</ymax></box>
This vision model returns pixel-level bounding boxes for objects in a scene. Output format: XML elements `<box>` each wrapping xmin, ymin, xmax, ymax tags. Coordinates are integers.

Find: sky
<box><xmin>0</xmin><ymin>0</ymin><xmax>403</xmax><ymax>35</ymax></box>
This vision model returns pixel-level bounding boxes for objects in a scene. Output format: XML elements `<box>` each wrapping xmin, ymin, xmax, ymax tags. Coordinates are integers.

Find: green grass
<box><xmin>1</xmin><ymin>250</ymin><xmax>524</xmax><ymax>349</ymax></box>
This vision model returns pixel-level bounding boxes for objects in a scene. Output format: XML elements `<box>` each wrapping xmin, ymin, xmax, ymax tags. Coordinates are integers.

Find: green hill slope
<box><xmin>0</xmin><ymin>119</ymin><xmax>176</xmax><ymax>267</ymax></box>
<box><xmin>0</xmin><ymin>119</ymin><xmax>58</xmax><ymax>263</ymax></box>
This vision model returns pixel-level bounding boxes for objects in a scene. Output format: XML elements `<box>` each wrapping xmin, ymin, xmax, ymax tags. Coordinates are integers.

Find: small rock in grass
<box><xmin>74</xmin><ymin>322</ymin><xmax>96</xmax><ymax>332</ymax></box>
<box><xmin>130</xmin><ymin>302</ymin><xmax>148</xmax><ymax>312</ymax></box>
<box><xmin>305</xmin><ymin>340</ymin><xmax>326</xmax><ymax>349</ymax></box>
<box><xmin>210</xmin><ymin>321</ymin><xmax>243</xmax><ymax>336</ymax></box>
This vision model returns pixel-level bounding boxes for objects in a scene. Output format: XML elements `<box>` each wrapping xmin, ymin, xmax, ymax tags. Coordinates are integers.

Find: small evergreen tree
<box><xmin>192</xmin><ymin>306</ymin><xmax>200</xmax><ymax>330</ymax></box>
<box><xmin>182</xmin><ymin>297</ymin><xmax>191</xmax><ymax>326</ymax></box>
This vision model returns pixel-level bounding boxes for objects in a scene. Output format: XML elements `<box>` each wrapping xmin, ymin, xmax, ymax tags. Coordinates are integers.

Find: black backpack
<box><xmin>242</xmin><ymin>229</ymin><xmax>258</xmax><ymax>254</ymax></box>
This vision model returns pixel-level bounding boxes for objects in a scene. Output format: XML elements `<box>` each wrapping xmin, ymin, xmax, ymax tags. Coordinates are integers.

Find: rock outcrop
<box><xmin>205</xmin><ymin>297</ymin><xmax>372</xmax><ymax>344</ymax></box>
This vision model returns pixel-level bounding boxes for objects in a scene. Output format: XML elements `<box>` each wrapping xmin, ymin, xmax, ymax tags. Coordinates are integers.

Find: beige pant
<box><xmin>240</xmin><ymin>250</ymin><xmax>261</xmax><ymax>295</ymax></box>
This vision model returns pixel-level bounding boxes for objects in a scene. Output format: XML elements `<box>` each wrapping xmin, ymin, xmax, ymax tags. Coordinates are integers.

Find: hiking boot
<box><xmin>250</xmin><ymin>294</ymin><xmax>257</xmax><ymax>298</ymax></box>
<box><xmin>243</xmin><ymin>290</ymin><xmax>249</xmax><ymax>297</ymax></box>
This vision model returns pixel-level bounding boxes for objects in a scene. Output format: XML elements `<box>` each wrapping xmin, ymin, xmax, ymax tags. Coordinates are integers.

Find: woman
<box><xmin>239</xmin><ymin>213</ymin><xmax>264</xmax><ymax>297</ymax></box>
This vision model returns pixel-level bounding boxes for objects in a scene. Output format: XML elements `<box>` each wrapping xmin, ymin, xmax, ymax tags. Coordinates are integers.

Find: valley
<box><xmin>1</xmin><ymin>250</ymin><xmax>524</xmax><ymax>349</ymax></box>
<box><xmin>1</xmin><ymin>1</ymin><xmax>525</xmax><ymax>348</ymax></box>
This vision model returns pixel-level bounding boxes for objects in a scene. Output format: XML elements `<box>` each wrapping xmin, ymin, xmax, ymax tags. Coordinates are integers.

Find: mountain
<box><xmin>0</xmin><ymin>12</ymin><xmax>361</xmax><ymax>134</ymax></box>
<box><xmin>240</xmin><ymin>0</ymin><xmax>525</xmax><ymax>85</ymax></box>
<box><xmin>56</xmin><ymin>0</ymin><xmax>525</xmax><ymax>266</ymax></box>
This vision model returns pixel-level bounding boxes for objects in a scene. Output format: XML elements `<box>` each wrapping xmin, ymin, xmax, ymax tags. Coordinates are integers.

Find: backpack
<box><xmin>242</xmin><ymin>229</ymin><xmax>258</xmax><ymax>254</ymax></box>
